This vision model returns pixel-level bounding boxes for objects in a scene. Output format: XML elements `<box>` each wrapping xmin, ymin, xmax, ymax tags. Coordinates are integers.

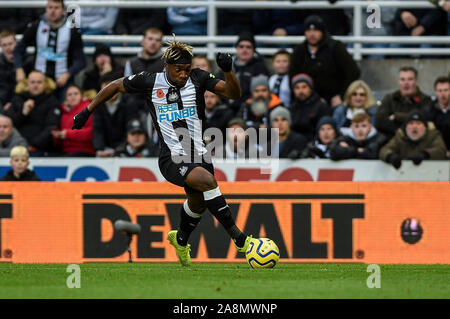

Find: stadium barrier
<box><xmin>0</xmin><ymin>158</ymin><xmax>448</xmax><ymax>181</ymax></box>
<box><xmin>2</xmin><ymin>1</ymin><xmax>449</xmax><ymax>60</ymax></box>
<box><xmin>0</xmin><ymin>182</ymin><xmax>448</xmax><ymax>264</ymax></box>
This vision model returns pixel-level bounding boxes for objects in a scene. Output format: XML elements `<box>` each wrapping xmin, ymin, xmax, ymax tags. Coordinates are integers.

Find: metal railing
<box><xmin>1</xmin><ymin>1</ymin><xmax>448</xmax><ymax>60</ymax></box>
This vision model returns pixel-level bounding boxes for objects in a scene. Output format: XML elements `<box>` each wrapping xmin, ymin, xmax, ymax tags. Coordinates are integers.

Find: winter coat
<box><xmin>0</xmin><ymin>54</ymin><xmax>16</xmax><ymax>106</ymax></box>
<box><xmin>332</xmin><ymin>104</ymin><xmax>378</xmax><ymax>129</ymax></box>
<box><xmin>375</xmin><ymin>89</ymin><xmax>432</xmax><ymax>138</ymax></box>
<box><xmin>124</xmin><ymin>50</ymin><xmax>165</xmax><ymax>77</ymax></box>
<box><xmin>426</xmin><ymin>101</ymin><xmax>450</xmax><ymax>150</ymax></box>
<box><xmin>57</xmin><ymin>99</ymin><xmax>95</xmax><ymax>155</ymax></box>
<box><xmin>0</xmin><ymin>129</ymin><xmax>28</xmax><ymax>157</ymax></box>
<box><xmin>204</xmin><ymin>103</ymin><xmax>234</xmax><ymax>136</ymax></box>
<box><xmin>379</xmin><ymin>126</ymin><xmax>447</xmax><ymax>161</ymax></box>
<box><xmin>330</xmin><ymin>127</ymin><xmax>388</xmax><ymax>160</ymax></box>
<box><xmin>290</xmin><ymin>92</ymin><xmax>331</xmax><ymax>142</ymax></box>
<box><xmin>0</xmin><ymin>169</ymin><xmax>41</xmax><ymax>181</ymax></box>
<box><xmin>289</xmin><ymin>33</ymin><xmax>360</xmax><ymax>103</ymax></box>
<box><xmin>277</xmin><ymin>131</ymin><xmax>308</xmax><ymax>159</ymax></box>
<box><xmin>5</xmin><ymin>92</ymin><xmax>60</xmax><ymax>151</ymax></box>
<box><xmin>92</xmin><ymin>94</ymin><xmax>138</xmax><ymax>151</ymax></box>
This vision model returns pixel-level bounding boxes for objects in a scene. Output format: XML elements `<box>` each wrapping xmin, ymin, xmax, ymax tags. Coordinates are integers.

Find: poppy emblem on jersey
<box><xmin>167</xmin><ymin>90</ymin><xmax>179</xmax><ymax>102</ymax></box>
<box><xmin>157</xmin><ymin>89</ymin><xmax>165</xmax><ymax>98</ymax></box>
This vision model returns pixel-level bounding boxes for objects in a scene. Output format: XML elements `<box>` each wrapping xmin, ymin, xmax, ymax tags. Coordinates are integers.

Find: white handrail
<box><xmin>1</xmin><ymin>0</ymin><xmax>444</xmax><ymax>60</ymax></box>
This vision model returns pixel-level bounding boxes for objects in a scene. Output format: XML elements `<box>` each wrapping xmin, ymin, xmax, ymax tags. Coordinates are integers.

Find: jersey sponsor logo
<box><xmin>158</xmin><ymin>103</ymin><xmax>197</xmax><ymax>123</ymax></box>
<box><xmin>157</xmin><ymin>89</ymin><xmax>165</xmax><ymax>98</ymax></box>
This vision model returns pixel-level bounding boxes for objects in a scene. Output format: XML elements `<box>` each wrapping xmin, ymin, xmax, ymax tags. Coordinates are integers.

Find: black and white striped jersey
<box><xmin>123</xmin><ymin>68</ymin><xmax>220</xmax><ymax>158</ymax></box>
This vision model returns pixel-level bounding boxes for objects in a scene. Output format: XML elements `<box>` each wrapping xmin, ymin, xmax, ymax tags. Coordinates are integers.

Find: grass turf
<box><xmin>0</xmin><ymin>263</ymin><xmax>448</xmax><ymax>299</ymax></box>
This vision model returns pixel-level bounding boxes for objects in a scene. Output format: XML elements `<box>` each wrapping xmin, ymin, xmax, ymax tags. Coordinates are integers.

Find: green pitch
<box><xmin>0</xmin><ymin>263</ymin><xmax>448</xmax><ymax>299</ymax></box>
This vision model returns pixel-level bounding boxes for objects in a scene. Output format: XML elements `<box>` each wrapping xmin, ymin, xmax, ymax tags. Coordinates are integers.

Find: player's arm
<box><xmin>213</xmin><ymin>53</ymin><xmax>241</xmax><ymax>100</ymax></box>
<box><xmin>72</xmin><ymin>78</ymin><xmax>127</xmax><ymax>129</ymax></box>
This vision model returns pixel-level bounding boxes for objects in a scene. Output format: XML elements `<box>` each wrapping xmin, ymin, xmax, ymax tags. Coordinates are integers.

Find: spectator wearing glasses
<box><xmin>332</xmin><ymin>80</ymin><xmax>378</xmax><ymax>134</ymax></box>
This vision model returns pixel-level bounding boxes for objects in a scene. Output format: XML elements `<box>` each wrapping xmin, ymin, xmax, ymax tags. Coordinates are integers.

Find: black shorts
<box><xmin>158</xmin><ymin>154</ymin><xmax>215</xmax><ymax>190</ymax></box>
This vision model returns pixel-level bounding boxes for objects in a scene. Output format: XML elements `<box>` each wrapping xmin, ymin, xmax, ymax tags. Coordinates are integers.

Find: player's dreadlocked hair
<box><xmin>162</xmin><ymin>34</ymin><xmax>194</xmax><ymax>64</ymax></box>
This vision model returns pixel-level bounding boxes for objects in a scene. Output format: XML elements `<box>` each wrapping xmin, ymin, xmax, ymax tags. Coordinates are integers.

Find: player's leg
<box><xmin>175</xmin><ymin>188</ymin><xmax>206</xmax><ymax>246</ymax></box>
<box><xmin>167</xmin><ymin>189</ymin><xmax>206</xmax><ymax>266</ymax></box>
<box><xmin>184</xmin><ymin>166</ymin><xmax>252</xmax><ymax>251</ymax></box>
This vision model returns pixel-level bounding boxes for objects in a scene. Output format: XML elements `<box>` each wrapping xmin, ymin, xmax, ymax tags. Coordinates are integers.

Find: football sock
<box><xmin>203</xmin><ymin>186</ymin><xmax>246</xmax><ymax>248</ymax></box>
<box><xmin>176</xmin><ymin>200</ymin><xmax>202</xmax><ymax>246</ymax></box>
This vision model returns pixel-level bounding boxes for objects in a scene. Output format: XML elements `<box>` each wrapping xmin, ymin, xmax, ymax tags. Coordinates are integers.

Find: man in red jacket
<box><xmin>52</xmin><ymin>85</ymin><xmax>95</xmax><ymax>156</ymax></box>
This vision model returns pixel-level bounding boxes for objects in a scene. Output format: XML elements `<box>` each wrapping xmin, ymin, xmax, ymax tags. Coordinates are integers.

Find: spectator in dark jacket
<box><xmin>231</xmin><ymin>32</ymin><xmax>270</xmax><ymax>112</ymax></box>
<box><xmin>237</xmin><ymin>75</ymin><xmax>284</xmax><ymax>130</ymax></box>
<box><xmin>290</xmin><ymin>73</ymin><xmax>330</xmax><ymax>142</ymax></box>
<box><xmin>270</xmin><ymin>106</ymin><xmax>307</xmax><ymax>159</ymax></box>
<box><xmin>115</xmin><ymin>119</ymin><xmax>159</xmax><ymax>158</ymax></box>
<box><xmin>5</xmin><ymin>70</ymin><xmax>60</xmax><ymax>155</ymax></box>
<box><xmin>380</xmin><ymin>111</ymin><xmax>447</xmax><ymax>169</ymax></box>
<box><xmin>82</xmin><ymin>44</ymin><xmax>124</xmax><ymax>98</ymax></box>
<box><xmin>0</xmin><ymin>30</ymin><xmax>19</xmax><ymax>110</ymax></box>
<box><xmin>93</xmin><ymin>72</ymin><xmax>138</xmax><ymax>157</ymax></box>
<box><xmin>0</xmin><ymin>146</ymin><xmax>41</xmax><ymax>181</ymax></box>
<box><xmin>393</xmin><ymin>7</ymin><xmax>447</xmax><ymax>36</ymax></box>
<box><xmin>114</xmin><ymin>8</ymin><xmax>167</xmax><ymax>35</ymax></box>
<box><xmin>14</xmin><ymin>0</ymin><xmax>86</xmax><ymax>91</ymax></box>
<box><xmin>376</xmin><ymin>66</ymin><xmax>432</xmax><ymax>139</ymax></box>
<box><xmin>124</xmin><ymin>28</ymin><xmax>165</xmax><ymax>77</ymax></box>
<box><xmin>0</xmin><ymin>8</ymin><xmax>43</xmax><ymax>34</ymax></box>
<box><xmin>427</xmin><ymin>76</ymin><xmax>450</xmax><ymax>157</ymax></box>
<box><xmin>204</xmin><ymin>91</ymin><xmax>234</xmax><ymax>137</ymax></box>
<box><xmin>289</xmin><ymin>15</ymin><xmax>360</xmax><ymax>107</ymax></box>
<box><xmin>301</xmin><ymin>116</ymin><xmax>339</xmax><ymax>159</ymax></box>
<box><xmin>0</xmin><ymin>115</ymin><xmax>27</xmax><ymax>157</ymax></box>
<box><xmin>330</xmin><ymin>113</ymin><xmax>388</xmax><ymax>160</ymax></box>
<box><xmin>52</xmin><ymin>85</ymin><xmax>95</xmax><ymax>156</ymax></box>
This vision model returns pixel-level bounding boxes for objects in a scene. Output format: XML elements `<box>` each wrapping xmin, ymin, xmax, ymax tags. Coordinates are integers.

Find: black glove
<box><xmin>409</xmin><ymin>151</ymin><xmax>429</xmax><ymax>165</ymax></box>
<box><xmin>72</xmin><ymin>107</ymin><xmax>91</xmax><ymax>130</ymax></box>
<box><xmin>216</xmin><ymin>53</ymin><xmax>233</xmax><ymax>72</ymax></box>
<box><xmin>386</xmin><ymin>153</ymin><xmax>402</xmax><ymax>169</ymax></box>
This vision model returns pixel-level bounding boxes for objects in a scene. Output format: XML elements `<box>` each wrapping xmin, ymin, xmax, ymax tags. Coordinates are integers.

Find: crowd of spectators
<box><xmin>0</xmin><ymin>0</ymin><xmax>449</xmax><ymax>167</ymax></box>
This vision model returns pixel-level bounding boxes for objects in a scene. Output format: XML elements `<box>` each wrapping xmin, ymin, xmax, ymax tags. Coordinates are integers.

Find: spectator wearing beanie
<box><xmin>230</xmin><ymin>31</ymin><xmax>269</xmax><ymax>113</ymax></box>
<box><xmin>82</xmin><ymin>43</ymin><xmax>124</xmax><ymax>97</ymax></box>
<box><xmin>52</xmin><ymin>85</ymin><xmax>95</xmax><ymax>156</ymax></box>
<box><xmin>237</xmin><ymin>74</ymin><xmax>284</xmax><ymax>130</ymax></box>
<box><xmin>379</xmin><ymin>111</ymin><xmax>447</xmax><ymax>169</ymax></box>
<box><xmin>289</xmin><ymin>15</ymin><xmax>360</xmax><ymax>107</ymax></box>
<box><xmin>290</xmin><ymin>73</ymin><xmax>331</xmax><ymax>142</ymax></box>
<box><xmin>270</xmin><ymin>106</ymin><xmax>307</xmax><ymax>159</ymax></box>
<box><xmin>301</xmin><ymin>116</ymin><xmax>339</xmax><ymax>159</ymax></box>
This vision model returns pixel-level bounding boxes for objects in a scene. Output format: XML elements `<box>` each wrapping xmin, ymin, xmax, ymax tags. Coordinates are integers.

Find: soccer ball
<box><xmin>245</xmin><ymin>238</ymin><xmax>280</xmax><ymax>269</ymax></box>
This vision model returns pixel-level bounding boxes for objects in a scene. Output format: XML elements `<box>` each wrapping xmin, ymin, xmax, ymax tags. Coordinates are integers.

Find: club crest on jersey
<box><xmin>167</xmin><ymin>90</ymin><xmax>179</xmax><ymax>102</ymax></box>
<box><xmin>179</xmin><ymin>166</ymin><xmax>188</xmax><ymax>176</ymax></box>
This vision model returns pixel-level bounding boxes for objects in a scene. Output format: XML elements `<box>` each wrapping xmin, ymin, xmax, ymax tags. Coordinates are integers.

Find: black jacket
<box><xmin>5</xmin><ymin>92</ymin><xmax>60</xmax><ymax>151</ymax></box>
<box><xmin>0</xmin><ymin>169</ymin><xmax>41</xmax><ymax>181</ymax></box>
<box><xmin>205</xmin><ymin>103</ymin><xmax>234</xmax><ymax>136</ymax></box>
<box><xmin>394</xmin><ymin>8</ymin><xmax>448</xmax><ymax>36</ymax></box>
<box><xmin>82</xmin><ymin>64</ymin><xmax>124</xmax><ymax>93</ymax></box>
<box><xmin>330</xmin><ymin>129</ymin><xmax>388</xmax><ymax>160</ymax></box>
<box><xmin>114</xmin><ymin>141</ymin><xmax>159</xmax><ymax>158</ymax></box>
<box><xmin>278</xmin><ymin>131</ymin><xmax>308</xmax><ymax>159</ymax></box>
<box><xmin>93</xmin><ymin>95</ymin><xmax>138</xmax><ymax>151</ymax></box>
<box><xmin>0</xmin><ymin>8</ymin><xmax>43</xmax><ymax>34</ymax></box>
<box><xmin>289</xmin><ymin>33</ymin><xmax>360</xmax><ymax>102</ymax></box>
<box><xmin>290</xmin><ymin>92</ymin><xmax>331</xmax><ymax>142</ymax></box>
<box><xmin>231</xmin><ymin>54</ymin><xmax>269</xmax><ymax>112</ymax></box>
<box><xmin>427</xmin><ymin>101</ymin><xmax>450</xmax><ymax>150</ymax></box>
<box><xmin>0</xmin><ymin>54</ymin><xmax>16</xmax><ymax>106</ymax></box>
